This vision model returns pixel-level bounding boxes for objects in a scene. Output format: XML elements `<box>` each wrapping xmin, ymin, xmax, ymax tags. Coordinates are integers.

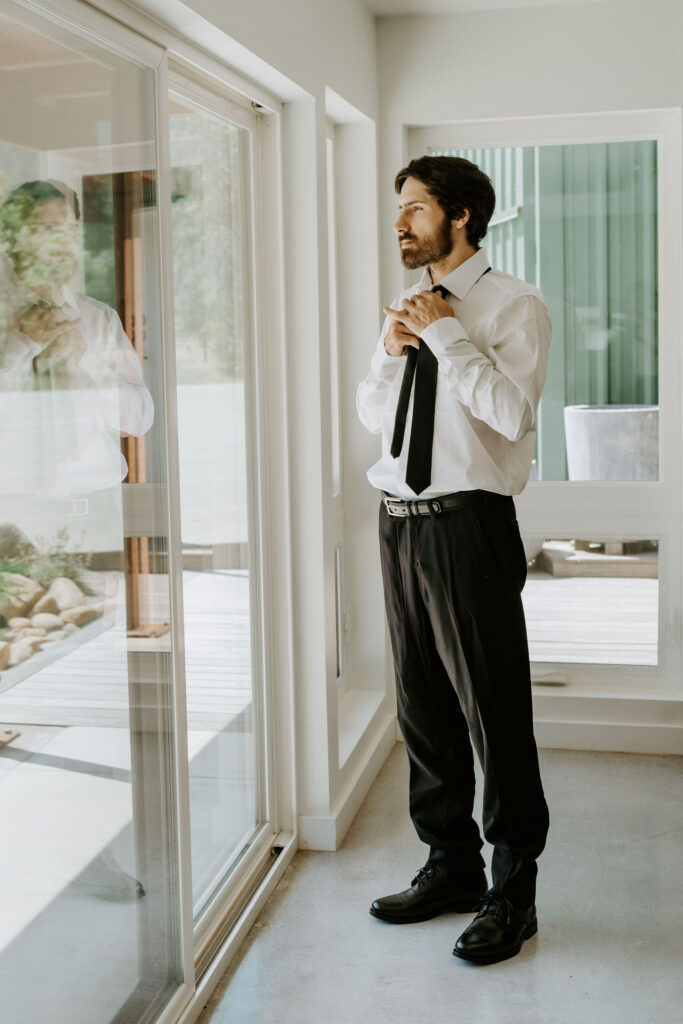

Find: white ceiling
<box><xmin>367</xmin><ymin>0</ymin><xmax>641</xmax><ymax>15</ymax></box>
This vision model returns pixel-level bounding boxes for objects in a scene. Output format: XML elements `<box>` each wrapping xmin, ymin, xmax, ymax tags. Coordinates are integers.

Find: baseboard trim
<box><xmin>393</xmin><ymin>692</ymin><xmax>683</xmax><ymax>755</ymax></box>
<box><xmin>534</xmin><ymin>720</ymin><xmax>683</xmax><ymax>755</ymax></box>
<box><xmin>532</xmin><ymin>691</ymin><xmax>683</xmax><ymax>754</ymax></box>
<box><xmin>298</xmin><ymin>712</ymin><xmax>396</xmax><ymax>850</ymax></box>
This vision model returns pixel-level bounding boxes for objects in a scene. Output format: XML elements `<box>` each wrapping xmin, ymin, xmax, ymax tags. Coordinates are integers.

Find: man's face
<box><xmin>12</xmin><ymin>198</ymin><xmax>79</xmax><ymax>287</ymax></box>
<box><xmin>394</xmin><ymin>176</ymin><xmax>453</xmax><ymax>269</ymax></box>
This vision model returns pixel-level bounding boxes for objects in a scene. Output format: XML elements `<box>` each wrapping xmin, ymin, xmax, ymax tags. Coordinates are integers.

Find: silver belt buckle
<box><xmin>383</xmin><ymin>497</ymin><xmax>405</xmax><ymax>517</ymax></box>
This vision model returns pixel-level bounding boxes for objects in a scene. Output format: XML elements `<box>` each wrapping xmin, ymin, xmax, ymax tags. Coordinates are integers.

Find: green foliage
<box><xmin>0</xmin><ymin>528</ymin><xmax>90</xmax><ymax>592</ymax></box>
<box><xmin>84</xmin><ymin>246</ymin><xmax>116</xmax><ymax>308</ymax></box>
<box><xmin>169</xmin><ymin>115</ymin><xmax>246</xmax><ymax>385</ymax></box>
<box><xmin>80</xmin><ymin>122</ymin><xmax>249</xmax><ymax>386</ymax></box>
<box><xmin>0</xmin><ymin>556</ymin><xmax>32</xmax><ymax>577</ymax></box>
<box><xmin>82</xmin><ymin>177</ymin><xmax>117</xmax><ymax>309</ymax></box>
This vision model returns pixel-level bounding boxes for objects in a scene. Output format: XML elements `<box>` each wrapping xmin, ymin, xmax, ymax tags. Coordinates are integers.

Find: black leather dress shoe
<box><xmin>370</xmin><ymin>865</ymin><xmax>487</xmax><ymax>924</ymax></box>
<box><xmin>453</xmin><ymin>892</ymin><xmax>537</xmax><ymax>964</ymax></box>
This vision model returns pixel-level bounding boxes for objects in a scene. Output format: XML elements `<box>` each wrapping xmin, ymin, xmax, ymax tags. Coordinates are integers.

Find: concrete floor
<box><xmin>199</xmin><ymin>743</ymin><xmax>683</xmax><ymax>1024</ymax></box>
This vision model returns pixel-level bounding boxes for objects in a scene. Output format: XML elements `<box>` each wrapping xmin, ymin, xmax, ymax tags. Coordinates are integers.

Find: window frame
<box><xmin>409</xmin><ymin>109</ymin><xmax>683</xmax><ymax>698</ymax></box>
<box><xmin>165</xmin><ymin>61</ymin><xmax>281</xmax><ymax>960</ymax></box>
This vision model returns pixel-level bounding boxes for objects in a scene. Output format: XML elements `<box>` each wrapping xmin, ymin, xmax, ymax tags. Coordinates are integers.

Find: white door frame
<box><xmin>410</xmin><ymin>109</ymin><xmax>683</xmax><ymax>701</ymax></box>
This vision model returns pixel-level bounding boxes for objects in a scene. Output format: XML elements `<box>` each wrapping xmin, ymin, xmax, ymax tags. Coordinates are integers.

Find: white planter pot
<box><xmin>563</xmin><ymin>404</ymin><xmax>658</xmax><ymax>481</ymax></box>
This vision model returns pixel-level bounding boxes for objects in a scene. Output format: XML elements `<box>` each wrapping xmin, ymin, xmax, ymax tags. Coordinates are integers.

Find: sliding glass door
<box><xmin>167</xmin><ymin>72</ymin><xmax>273</xmax><ymax>939</ymax></box>
<box><xmin>0</xmin><ymin>2</ymin><xmax>279</xmax><ymax>1020</ymax></box>
<box><xmin>0</xmin><ymin>4</ymin><xmax>183</xmax><ymax>1022</ymax></box>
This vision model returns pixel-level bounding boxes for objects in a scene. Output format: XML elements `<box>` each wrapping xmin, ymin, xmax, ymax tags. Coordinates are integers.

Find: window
<box><xmin>433</xmin><ymin>140</ymin><xmax>659</xmax><ymax>482</ymax></box>
<box><xmin>410</xmin><ymin>111</ymin><xmax>681</xmax><ymax>691</ymax></box>
<box><xmin>0</xmin><ymin>3</ymin><xmax>291</xmax><ymax>1021</ymax></box>
<box><xmin>0</xmin><ymin>7</ymin><xmax>181</xmax><ymax>1021</ymax></box>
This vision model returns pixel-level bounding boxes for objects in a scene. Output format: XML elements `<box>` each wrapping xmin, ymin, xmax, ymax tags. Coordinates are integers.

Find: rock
<box><xmin>30</xmin><ymin>613</ymin><xmax>64</xmax><ymax>632</ymax></box>
<box><xmin>0</xmin><ymin>593</ymin><xmax>27</xmax><ymax>620</ymax></box>
<box><xmin>31</xmin><ymin>594</ymin><xmax>60</xmax><ymax>616</ymax></box>
<box><xmin>2</xmin><ymin>630</ymin><xmax>16</xmax><ymax>641</ymax></box>
<box><xmin>0</xmin><ymin>641</ymin><xmax>10</xmax><ymax>671</ymax></box>
<box><xmin>0</xmin><ymin>524</ymin><xmax>37</xmax><ymax>561</ymax></box>
<box><xmin>41</xmin><ymin>631</ymin><xmax>66</xmax><ymax>644</ymax></box>
<box><xmin>0</xmin><ymin>573</ymin><xmax>45</xmax><ymax>616</ymax></box>
<box><xmin>8</xmin><ymin>637</ymin><xmax>42</xmax><ymax>666</ymax></box>
<box><xmin>62</xmin><ymin>623</ymin><xmax>78</xmax><ymax>636</ymax></box>
<box><xmin>46</xmin><ymin>577</ymin><xmax>86</xmax><ymax>612</ymax></box>
<box><xmin>18</xmin><ymin>626</ymin><xmax>47</xmax><ymax>638</ymax></box>
<box><xmin>61</xmin><ymin>605</ymin><xmax>99</xmax><ymax>627</ymax></box>
<box><xmin>8</xmin><ymin>573</ymin><xmax>44</xmax><ymax>609</ymax></box>
<box><xmin>8</xmin><ymin>617</ymin><xmax>30</xmax><ymax>630</ymax></box>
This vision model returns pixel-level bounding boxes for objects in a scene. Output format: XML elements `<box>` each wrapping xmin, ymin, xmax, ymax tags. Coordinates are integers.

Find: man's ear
<box><xmin>452</xmin><ymin>209</ymin><xmax>470</xmax><ymax>231</ymax></box>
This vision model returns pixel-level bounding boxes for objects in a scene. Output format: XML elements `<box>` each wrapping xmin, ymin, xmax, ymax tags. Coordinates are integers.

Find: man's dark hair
<box><xmin>395</xmin><ymin>155</ymin><xmax>496</xmax><ymax>248</ymax></box>
<box><xmin>0</xmin><ymin>180</ymin><xmax>80</xmax><ymax>240</ymax></box>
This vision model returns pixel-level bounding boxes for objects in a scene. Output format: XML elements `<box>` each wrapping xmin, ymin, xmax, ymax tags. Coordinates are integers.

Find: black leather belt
<box><xmin>382</xmin><ymin>489</ymin><xmax>511</xmax><ymax>518</ymax></box>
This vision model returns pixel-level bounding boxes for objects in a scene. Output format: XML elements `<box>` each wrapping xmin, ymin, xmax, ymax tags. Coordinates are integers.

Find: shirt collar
<box><xmin>419</xmin><ymin>247</ymin><xmax>490</xmax><ymax>300</ymax></box>
<box><xmin>60</xmin><ymin>284</ymin><xmax>80</xmax><ymax>317</ymax></box>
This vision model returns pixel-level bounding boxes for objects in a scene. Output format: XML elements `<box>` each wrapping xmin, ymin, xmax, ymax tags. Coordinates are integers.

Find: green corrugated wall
<box><xmin>432</xmin><ymin>142</ymin><xmax>658</xmax><ymax>480</ymax></box>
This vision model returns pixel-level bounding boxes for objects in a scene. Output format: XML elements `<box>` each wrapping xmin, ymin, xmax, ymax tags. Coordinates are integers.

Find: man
<box><xmin>357</xmin><ymin>155</ymin><xmax>551</xmax><ymax>965</ymax></box>
<box><xmin>0</xmin><ymin>179</ymin><xmax>153</xmax><ymax>499</ymax></box>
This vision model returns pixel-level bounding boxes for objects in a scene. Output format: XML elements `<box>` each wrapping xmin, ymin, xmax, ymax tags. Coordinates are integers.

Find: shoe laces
<box><xmin>411</xmin><ymin>865</ymin><xmax>437</xmax><ymax>887</ymax></box>
<box><xmin>473</xmin><ymin>892</ymin><xmax>513</xmax><ymax>924</ymax></box>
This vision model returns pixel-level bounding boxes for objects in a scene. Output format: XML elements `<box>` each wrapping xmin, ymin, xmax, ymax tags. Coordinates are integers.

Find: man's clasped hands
<box><xmin>382</xmin><ymin>288</ymin><xmax>453</xmax><ymax>356</ymax></box>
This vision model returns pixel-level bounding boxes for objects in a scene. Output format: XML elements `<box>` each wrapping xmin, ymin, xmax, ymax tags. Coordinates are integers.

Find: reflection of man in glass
<box><xmin>0</xmin><ymin>179</ymin><xmax>153</xmax><ymax>499</ymax></box>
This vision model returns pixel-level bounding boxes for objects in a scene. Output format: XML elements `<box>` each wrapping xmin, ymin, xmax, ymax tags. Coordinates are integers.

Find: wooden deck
<box><xmin>0</xmin><ymin>570</ymin><xmax>253</xmax><ymax>730</ymax></box>
<box><xmin>0</xmin><ymin>567</ymin><xmax>660</xmax><ymax>734</ymax></box>
<box><xmin>523</xmin><ymin>570</ymin><xmax>659</xmax><ymax>666</ymax></box>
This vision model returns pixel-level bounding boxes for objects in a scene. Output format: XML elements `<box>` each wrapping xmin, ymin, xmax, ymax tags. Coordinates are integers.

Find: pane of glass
<box><xmin>522</xmin><ymin>537</ymin><xmax>659</xmax><ymax>665</ymax></box>
<box><xmin>0</xmin><ymin>9</ymin><xmax>182</xmax><ymax>1022</ymax></box>
<box><xmin>434</xmin><ymin>141</ymin><xmax>659</xmax><ymax>481</ymax></box>
<box><xmin>168</xmin><ymin>91</ymin><xmax>264</xmax><ymax>920</ymax></box>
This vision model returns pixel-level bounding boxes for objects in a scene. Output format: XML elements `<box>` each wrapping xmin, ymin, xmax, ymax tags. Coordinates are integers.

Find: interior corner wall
<box><xmin>376</xmin><ymin>0</ymin><xmax>683</xmax><ymax>306</ymax></box>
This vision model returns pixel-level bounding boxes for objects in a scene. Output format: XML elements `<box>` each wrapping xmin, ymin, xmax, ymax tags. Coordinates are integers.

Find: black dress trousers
<box><xmin>379</xmin><ymin>490</ymin><xmax>549</xmax><ymax>908</ymax></box>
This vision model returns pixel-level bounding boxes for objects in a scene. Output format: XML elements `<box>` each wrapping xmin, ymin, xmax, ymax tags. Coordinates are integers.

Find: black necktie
<box><xmin>389</xmin><ymin>269</ymin><xmax>492</xmax><ymax>494</ymax></box>
<box><xmin>389</xmin><ymin>283</ymin><xmax>447</xmax><ymax>495</ymax></box>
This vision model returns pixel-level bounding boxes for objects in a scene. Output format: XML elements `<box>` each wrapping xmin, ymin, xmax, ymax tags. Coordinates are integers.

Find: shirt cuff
<box><xmin>420</xmin><ymin>315</ymin><xmax>469</xmax><ymax>358</ymax></box>
<box><xmin>370</xmin><ymin>345</ymin><xmax>405</xmax><ymax>376</ymax></box>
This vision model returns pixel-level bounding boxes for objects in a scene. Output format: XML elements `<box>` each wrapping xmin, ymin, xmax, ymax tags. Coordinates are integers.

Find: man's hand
<box><xmin>18</xmin><ymin>304</ymin><xmax>85</xmax><ymax>371</ymax></box>
<box><xmin>383</xmin><ymin>290</ymin><xmax>454</xmax><ymax>337</ymax></box>
<box><xmin>384</xmin><ymin>318</ymin><xmax>419</xmax><ymax>356</ymax></box>
<box><xmin>32</xmin><ymin>325</ymin><xmax>86</xmax><ymax>373</ymax></box>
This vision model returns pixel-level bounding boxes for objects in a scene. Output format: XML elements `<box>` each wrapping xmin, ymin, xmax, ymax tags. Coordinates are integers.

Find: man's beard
<box><xmin>399</xmin><ymin>214</ymin><xmax>453</xmax><ymax>269</ymax></box>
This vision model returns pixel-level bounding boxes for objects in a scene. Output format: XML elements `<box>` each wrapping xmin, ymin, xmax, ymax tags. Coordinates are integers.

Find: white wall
<box><xmin>126</xmin><ymin>0</ymin><xmax>378</xmax><ymax>116</ymax></box>
<box><xmin>188</xmin><ymin>0</ymin><xmax>378</xmax><ymax>116</ymax></box>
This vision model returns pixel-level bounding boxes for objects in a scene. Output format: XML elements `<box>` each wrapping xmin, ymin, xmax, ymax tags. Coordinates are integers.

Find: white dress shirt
<box><xmin>0</xmin><ymin>284</ymin><xmax>154</xmax><ymax>498</ymax></box>
<box><xmin>357</xmin><ymin>247</ymin><xmax>551</xmax><ymax>498</ymax></box>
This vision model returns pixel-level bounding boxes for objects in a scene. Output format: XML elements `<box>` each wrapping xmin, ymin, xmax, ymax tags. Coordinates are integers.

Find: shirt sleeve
<box><xmin>356</xmin><ymin>306</ymin><xmax>407</xmax><ymax>435</ymax></box>
<box><xmin>0</xmin><ymin>331</ymin><xmax>41</xmax><ymax>389</ymax></box>
<box><xmin>420</xmin><ymin>293</ymin><xmax>551</xmax><ymax>443</ymax></box>
<box><xmin>96</xmin><ymin>304</ymin><xmax>155</xmax><ymax>437</ymax></box>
